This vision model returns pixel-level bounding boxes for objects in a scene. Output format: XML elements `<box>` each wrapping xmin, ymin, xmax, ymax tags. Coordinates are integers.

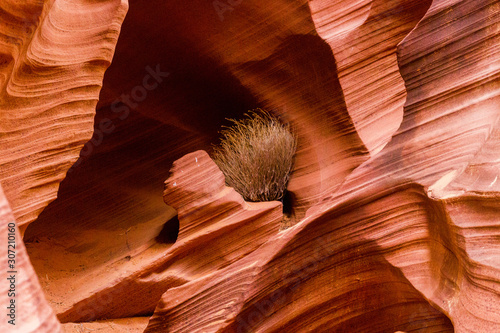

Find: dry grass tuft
<box><xmin>213</xmin><ymin>109</ymin><xmax>297</xmax><ymax>202</ymax></box>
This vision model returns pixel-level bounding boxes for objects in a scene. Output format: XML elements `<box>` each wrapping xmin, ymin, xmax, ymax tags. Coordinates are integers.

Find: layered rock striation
<box><xmin>0</xmin><ymin>0</ymin><xmax>128</xmax><ymax>233</ymax></box>
<box><xmin>1</xmin><ymin>0</ymin><xmax>498</xmax><ymax>332</ymax></box>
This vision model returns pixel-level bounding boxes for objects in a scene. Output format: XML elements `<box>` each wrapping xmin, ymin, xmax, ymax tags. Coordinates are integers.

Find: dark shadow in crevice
<box><xmin>156</xmin><ymin>215</ymin><xmax>180</xmax><ymax>244</ymax></box>
<box><xmin>282</xmin><ymin>190</ymin><xmax>296</xmax><ymax>217</ymax></box>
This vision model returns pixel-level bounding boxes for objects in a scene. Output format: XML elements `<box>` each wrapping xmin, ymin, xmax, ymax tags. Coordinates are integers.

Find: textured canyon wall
<box><xmin>0</xmin><ymin>1</ymin><xmax>128</xmax><ymax>332</ymax></box>
<box><xmin>1</xmin><ymin>0</ymin><xmax>498</xmax><ymax>332</ymax></box>
<box><xmin>0</xmin><ymin>184</ymin><xmax>61</xmax><ymax>332</ymax></box>
<box><xmin>0</xmin><ymin>0</ymin><xmax>128</xmax><ymax>233</ymax></box>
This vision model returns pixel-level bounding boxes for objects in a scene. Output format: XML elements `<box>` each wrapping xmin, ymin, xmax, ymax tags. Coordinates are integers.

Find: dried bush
<box><xmin>213</xmin><ymin>109</ymin><xmax>297</xmax><ymax>202</ymax></box>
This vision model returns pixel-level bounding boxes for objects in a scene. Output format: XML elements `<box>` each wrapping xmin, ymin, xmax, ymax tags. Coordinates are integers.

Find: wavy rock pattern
<box><xmin>33</xmin><ymin>151</ymin><xmax>281</xmax><ymax>323</ymax></box>
<box><xmin>230</xmin><ymin>34</ymin><xmax>369</xmax><ymax>218</ymax></box>
<box><xmin>5</xmin><ymin>0</ymin><xmax>498</xmax><ymax>332</ymax></box>
<box><xmin>144</xmin><ymin>0</ymin><xmax>499</xmax><ymax>332</ymax></box>
<box><xmin>0</xmin><ymin>184</ymin><xmax>61</xmax><ymax>332</ymax></box>
<box><xmin>0</xmin><ymin>0</ymin><xmax>128</xmax><ymax>232</ymax></box>
<box><xmin>98</xmin><ymin>0</ymin><xmax>370</xmax><ymax>217</ymax></box>
<box><xmin>146</xmin><ymin>184</ymin><xmax>455</xmax><ymax>332</ymax></box>
<box><xmin>309</xmin><ymin>0</ymin><xmax>500</xmax><ymax>331</ymax></box>
<box><xmin>310</xmin><ymin>0</ymin><xmax>433</xmax><ymax>154</ymax></box>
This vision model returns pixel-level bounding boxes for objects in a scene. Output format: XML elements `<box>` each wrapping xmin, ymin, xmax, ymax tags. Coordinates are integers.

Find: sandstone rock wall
<box><xmin>0</xmin><ymin>0</ymin><xmax>128</xmax><ymax>233</ymax></box>
<box><xmin>1</xmin><ymin>0</ymin><xmax>498</xmax><ymax>332</ymax></box>
<box><xmin>0</xmin><ymin>184</ymin><xmax>61</xmax><ymax>332</ymax></box>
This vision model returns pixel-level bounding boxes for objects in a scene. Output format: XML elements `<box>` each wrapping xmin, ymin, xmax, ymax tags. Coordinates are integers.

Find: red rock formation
<box><xmin>0</xmin><ymin>0</ymin><xmax>128</xmax><ymax>233</ymax></box>
<box><xmin>144</xmin><ymin>0</ymin><xmax>500</xmax><ymax>331</ymax></box>
<box><xmin>310</xmin><ymin>0</ymin><xmax>433</xmax><ymax>154</ymax></box>
<box><xmin>93</xmin><ymin>0</ymin><xmax>371</xmax><ymax>218</ymax></box>
<box><xmin>1</xmin><ymin>0</ymin><xmax>497</xmax><ymax>332</ymax></box>
<box><xmin>27</xmin><ymin>151</ymin><xmax>281</xmax><ymax>323</ymax></box>
<box><xmin>0</xmin><ymin>185</ymin><xmax>61</xmax><ymax>332</ymax></box>
<box><xmin>146</xmin><ymin>184</ymin><xmax>454</xmax><ymax>332</ymax></box>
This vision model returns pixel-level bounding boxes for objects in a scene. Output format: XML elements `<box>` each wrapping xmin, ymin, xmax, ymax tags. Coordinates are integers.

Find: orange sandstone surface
<box><xmin>0</xmin><ymin>0</ymin><xmax>499</xmax><ymax>332</ymax></box>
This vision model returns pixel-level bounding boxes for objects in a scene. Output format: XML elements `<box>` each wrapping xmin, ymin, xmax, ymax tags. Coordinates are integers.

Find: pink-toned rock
<box><xmin>5</xmin><ymin>0</ymin><xmax>498</xmax><ymax>332</ymax></box>
<box><xmin>310</xmin><ymin>0</ymin><xmax>433</xmax><ymax>154</ymax></box>
<box><xmin>0</xmin><ymin>0</ymin><xmax>128</xmax><ymax>233</ymax></box>
<box><xmin>308</xmin><ymin>0</ymin><xmax>500</xmax><ymax>331</ymax></box>
<box><xmin>95</xmin><ymin>0</ymin><xmax>370</xmax><ymax>219</ymax></box>
<box><xmin>144</xmin><ymin>1</ymin><xmax>499</xmax><ymax>331</ymax></box>
<box><xmin>0</xmin><ymin>185</ymin><xmax>61</xmax><ymax>332</ymax></box>
<box><xmin>40</xmin><ymin>151</ymin><xmax>282</xmax><ymax>323</ymax></box>
<box><xmin>145</xmin><ymin>184</ymin><xmax>454</xmax><ymax>332</ymax></box>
